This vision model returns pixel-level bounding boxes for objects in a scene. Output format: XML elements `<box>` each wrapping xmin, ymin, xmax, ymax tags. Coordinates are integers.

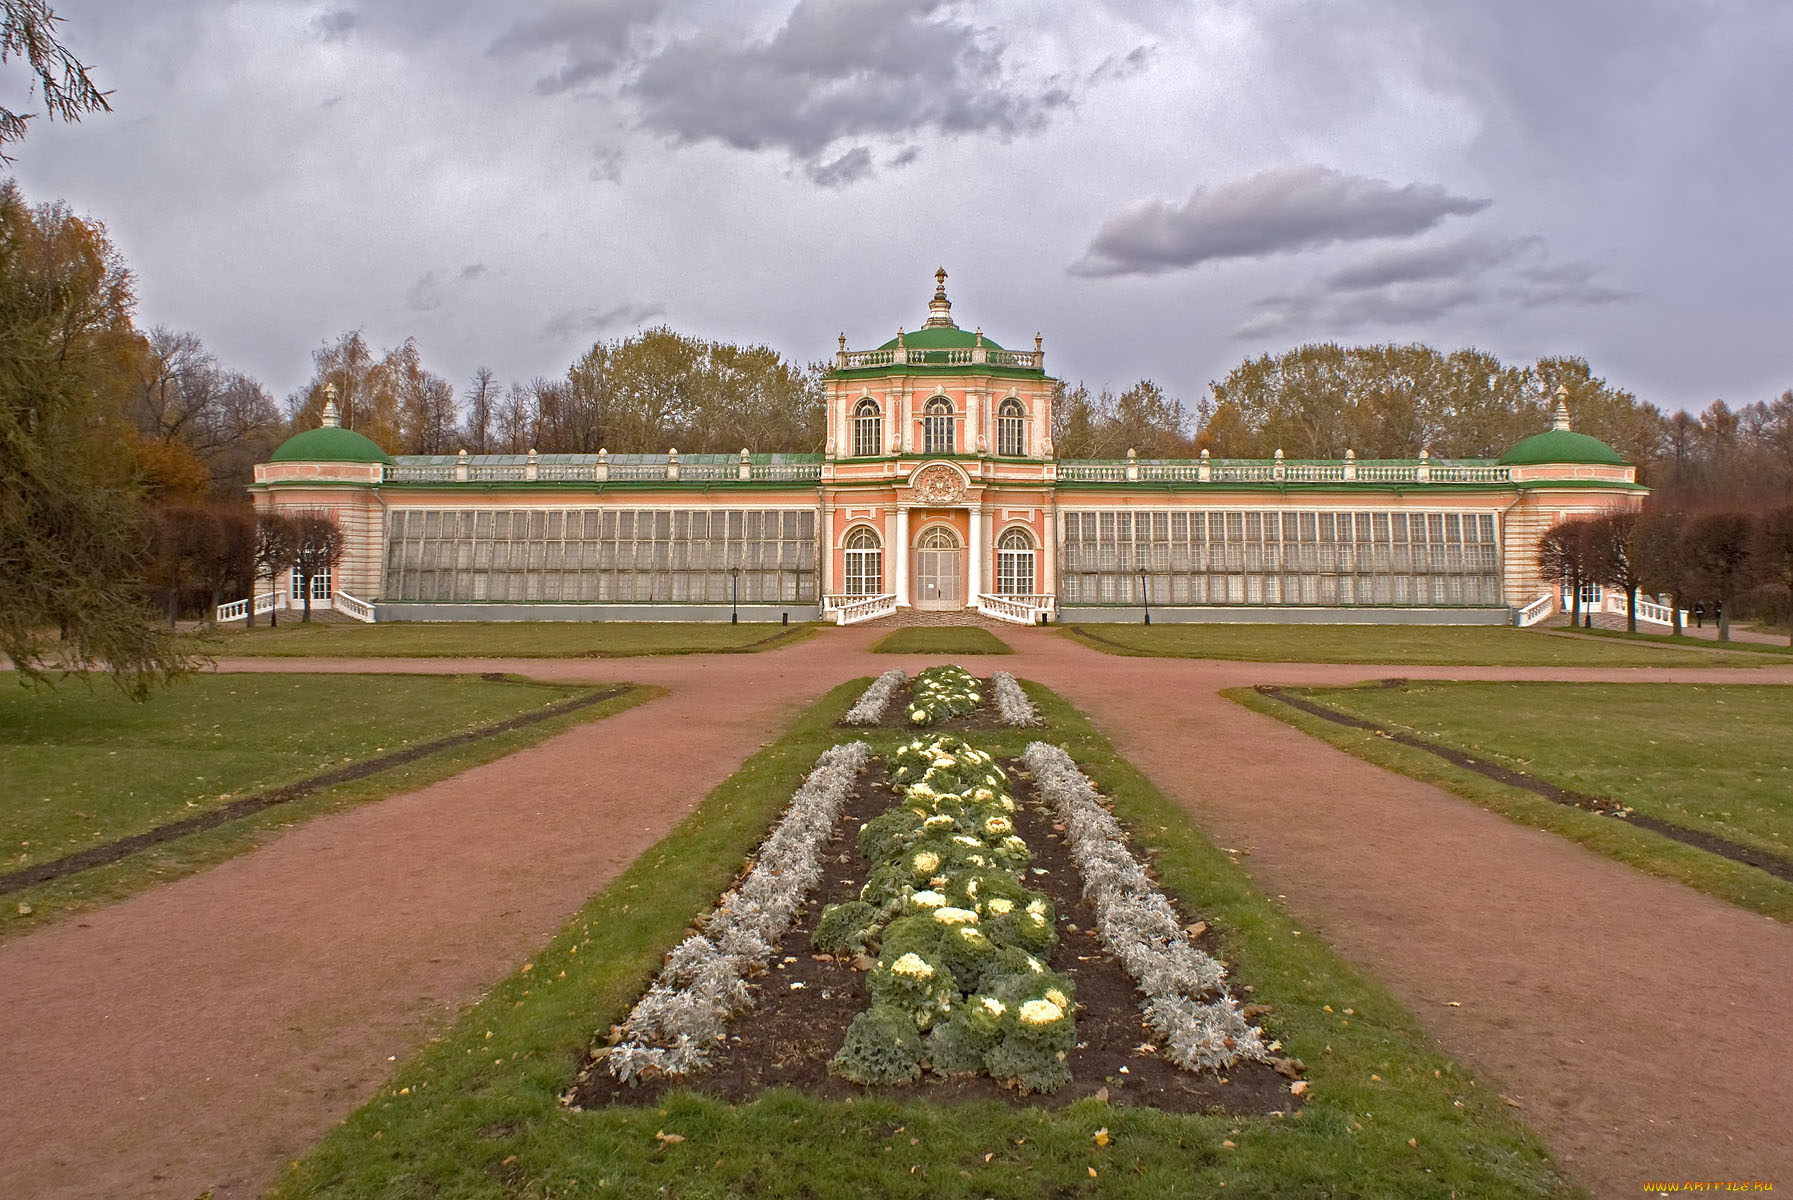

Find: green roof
<box><xmin>1497</xmin><ymin>429</ymin><xmax>1626</xmax><ymax>466</ymax></box>
<box><xmin>269</xmin><ymin>426</ymin><xmax>395</xmax><ymax>465</ymax></box>
<box><xmin>876</xmin><ymin>325</ymin><xmax>1005</xmax><ymax>352</ymax></box>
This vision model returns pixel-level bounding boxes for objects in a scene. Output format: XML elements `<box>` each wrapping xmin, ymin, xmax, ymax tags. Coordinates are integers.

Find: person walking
<box><xmin>1695</xmin><ymin>601</ymin><xmax>1705</xmax><ymax>629</ymax></box>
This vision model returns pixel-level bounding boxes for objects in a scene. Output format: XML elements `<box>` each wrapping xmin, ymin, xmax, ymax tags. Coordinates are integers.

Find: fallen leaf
<box><xmin>983</xmin><ymin>1152</ymin><xmax>994</xmax><ymax>1163</ymax></box>
<box><xmin>1094</xmin><ymin>1085</ymin><xmax>1110</xmax><ymax>1103</ymax></box>
<box><xmin>1499</xmin><ymin>1094</ymin><xmax>1523</xmax><ymax>1109</ymax></box>
<box><xmin>1092</xmin><ymin>1128</ymin><xmax>1110</xmax><ymax>1147</ymax></box>
<box><xmin>1088</xmin><ymin>1168</ymin><xmax>1098</xmax><ymax>1178</ymax></box>
<box><xmin>15</xmin><ymin>902</ymin><xmax>31</xmax><ymax>916</ymax></box>
<box><xmin>1222</xmin><ymin>1140</ymin><xmax>1236</xmax><ymax>1149</ymax></box>
<box><xmin>655</xmin><ymin>1131</ymin><xmax>684</xmax><ymax>1145</ymax></box>
<box><xmin>1408</xmin><ymin>1137</ymin><xmax>1418</xmax><ymax>1148</ymax></box>
<box><xmin>1445</xmin><ymin>1001</ymin><xmax>1462</xmax><ymax>1007</ymax></box>
<box><xmin>1187</xmin><ymin>921</ymin><xmax>1208</xmax><ymax>937</ymax></box>
<box><xmin>1289</xmin><ymin>1080</ymin><xmax>1309</xmax><ymax>1096</ymax></box>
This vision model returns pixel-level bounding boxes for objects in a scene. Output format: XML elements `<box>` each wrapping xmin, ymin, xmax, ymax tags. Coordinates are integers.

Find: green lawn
<box><xmin>202</xmin><ymin>620</ymin><xmax>816</xmax><ymax>658</ymax></box>
<box><xmin>272</xmin><ymin>678</ymin><xmax>1573</xmax><ymax>1200</ymax></box>
<box><xmin>0</xmin><ymin>674</ymin><xmax>654</xmax><ymax>935</ymax></box>
<box><xmin>1238</xmin><ymin>682</ymin><xmax>1793</xmax><ymax>921</ymax></box>
<box><xmin>871</xmin><ymin>626</ymin><xmax>1013</xmax><ymax>655</ymax></box>
<box><xmin>1065</xmin><ymin>622</ymin><xmax>1772</xmax><ymax>667</ymax></box>
<box><xmin>1572</xmin><ymin>627</ymin><xmax>1793</xmax><ymax>655</ymax></box>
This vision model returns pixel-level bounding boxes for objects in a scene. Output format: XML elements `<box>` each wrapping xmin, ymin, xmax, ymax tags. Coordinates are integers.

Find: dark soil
<box><xmin>839</xmin><ymin>677</ymin><xmax>1014</xmax><ymax>732</ymax></box>
<box><xmin>0</xmin><ymin>684</ymin><xmax>632</xmax><ymax>896</ymax></box>
<box><xmin>1260</xmin><ymin>684</ymin><xmax>1793</xmax><ymax>883</ymax></box>
<box><xmin>573</xmin><ymin>757</ymin><xmax>1294</xmax><ymax>1115</ymax></box>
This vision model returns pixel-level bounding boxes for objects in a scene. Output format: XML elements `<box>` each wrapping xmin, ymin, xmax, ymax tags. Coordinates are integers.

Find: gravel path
<box><xmin>2</xmin><ymin>628</ymin><xmax>1789</xmax><ymax>1199</ymax></box>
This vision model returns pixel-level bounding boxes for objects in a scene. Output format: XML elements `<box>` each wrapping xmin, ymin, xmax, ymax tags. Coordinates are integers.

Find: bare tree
<box><xmin>1538</xmin><ymin>518</ymin><xmax>1599</xmax><ymax>628</ymax></box>
<box><xmin>463</xmin><ymin>366</ymin><xmax>497</xmax><ymax>453</ymax></box>
<box><xmin>1585</xmin><ymin>510</ymin><xmax>1644</xmax><ymax>632</ymax></box>
<box><xmin>1633</xmin><ymin>509</ymin><xmax>1691</xmax><ymax>636</ymax></box>
<box><xmin>1680</xmin><ymin>512</ymin><xmax>1755</xmax><ymax>642</ymax></box>
<box><xmin>1752</xmin><ymin>503</ymin><xmax>1793</xmax><ymax>646</ymax></box>
<box><xmin>290</xmin><ymin>511</ymin><xmax>344</xmax><ymax>625</ymax></box>
<box><xmin>251</xmin><ymin>512</ymin><xmax>298</xmax><ymax>628</ymax></box>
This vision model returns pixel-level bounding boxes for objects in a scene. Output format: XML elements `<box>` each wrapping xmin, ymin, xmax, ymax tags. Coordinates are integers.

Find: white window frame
<box><xmin>997</xmin><ymin>398</ymin><xmax>1025</xmax><ymax>457</ymax></box>
<box><xmin>923</xmin><ymin>396</ymin><xmax>955</xmax><ymax>455</ymax></box>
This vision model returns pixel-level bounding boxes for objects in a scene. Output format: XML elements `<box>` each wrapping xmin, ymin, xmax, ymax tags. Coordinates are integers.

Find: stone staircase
<box><xmin>856</xmin><ymin>607</ymin><xmax>1014</xmax><ymax>630</ymax></box>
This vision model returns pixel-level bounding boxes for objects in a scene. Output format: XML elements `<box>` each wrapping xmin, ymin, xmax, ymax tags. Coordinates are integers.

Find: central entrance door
<box><xmin>914</xmin><ymin>526</ymin><xmax>963</xmax><ymax>609</ymax></box>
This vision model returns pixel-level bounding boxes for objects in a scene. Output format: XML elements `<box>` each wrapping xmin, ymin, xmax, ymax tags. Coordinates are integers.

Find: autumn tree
<box><xmin>128</xmin><ymin>326</ymin><xmax>282</xmax><ymax>494</ymax></box>
<box><xmin>1538</xmin><ymin>518</ymin><xmax>1598</xmax><ymax>628</ymax></box>
<box><xmin>1632</xmin><ymin>508</ymin><xmax>1691</xmax><ymax>635</ymax></box>
<box><xmin>1584</xmin><ymin>511</ymin><xmax>1644</xmax><ymax>632</ymax></box>
<box><xmin>0</xmin><ymin>183</ymin><xmax>196</xmax><ymax>693</ymax></box>
<box><xmin>250</xmin><ymin>511</ymin><xmax>297</xmax><ymax>628</ymax></box>
<box><xmin>1</xmin><ymin>1</ymin><xmax>110</xmax><ymax>160</ymax></box>
<box><xmin>1680</xmin><ymin>512</ymin><xmax>1755</xmax><ymax>642</ymax></box>
<box><xmin>1051</xmin><ymin>379</ymin><xmax>1194</xmax><ymax>459</ymax></box>
<box><xmin>1753</xmin><ymin>503</ymin><xmax>1793</xmax><ymax>646</ymax></box>
<box><xmin>289</xmin><ymin>510</ymin><xmax>343</xmax><ymax>624</ymax></box>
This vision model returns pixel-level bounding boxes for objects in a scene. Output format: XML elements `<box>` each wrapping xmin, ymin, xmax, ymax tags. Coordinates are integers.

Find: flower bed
<box><xmin>1021</xmin><ymin>741</ymin><xmax>1268</xmax><ymax>1072</ymax></box>
<box><xmin>991</xmin><ymin>671</ymin><xmax>1041</xmax><ymax>727</ymax></box>
<box><xmin>905</xmin><ymin>664</ymin><xmax>982</xmax><ymax>726</ymax></box>
<box><xmin>600</xmin><ymin>741</ymin><xmax>869</xmax><ymax>1083</ymax></box>
<box><xmin>819</xmin><ymin>734</ymin><xmax>1076</xmax><ymax>1092</ymax></box>
<box><xmin>840</xmin><ymin>669</ymin><xmax>906</xmax><ymax>726</ymax></box>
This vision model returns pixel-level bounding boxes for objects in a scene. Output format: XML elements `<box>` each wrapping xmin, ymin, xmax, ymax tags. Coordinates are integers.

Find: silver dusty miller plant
<box><xmin>990</xmin><ymin>671</ymin><xmax>1041</xmax><ymax>727</ymax></box>
<box><xmin>1020</xmin><ymin>742</ymin><xmax>1267</xmax><ymax>1072</ymax></box>
<box><xmin>842</xmin><ymin>669</ymin><xmax>906</xmax><ymax>725</ymax></box>
<box><xmin>603</xmin><ymin>741</ymin><xmax>870</xmax><ymax>1082</ymax></box>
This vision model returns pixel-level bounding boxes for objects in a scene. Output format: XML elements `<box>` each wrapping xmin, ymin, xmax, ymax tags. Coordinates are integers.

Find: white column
<box><xmin>895</xmin><ymin>506</ymin><xmax>911</xmax><ymax>606</ymax></box>
<box><xmin>819</xmin><ymin>502</ymin><xmax>833</xmax><ymax>596</ymax></box>
<box><xmin>967</xmin><ymin>505</ymin><xmax>983</xmax><ymax>602</ymax></box>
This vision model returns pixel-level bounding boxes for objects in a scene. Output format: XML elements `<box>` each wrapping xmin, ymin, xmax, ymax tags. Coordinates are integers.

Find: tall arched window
<box><xmin>852</xmin><ymin>398</ymin><xmax>882</xmax><ymax>457</ymax></box>
<box><xmin>997</xmin><ymin>398</ymin><xmax>1026</xmax><ymax>457</ymax></box>
<box><xmin>844</xmin><ymin>527</ymin><xmax>883</xmax><ymax>596</ymax></box>
<box><xmin>996</xmin><ymin>528</ymin><xmax>1035</xmax><ymax>595</ymax></box>
<box><xmin>924</xmin><ymin>396</ymin><xmax>955</xmax><ymax>454</ymax></box>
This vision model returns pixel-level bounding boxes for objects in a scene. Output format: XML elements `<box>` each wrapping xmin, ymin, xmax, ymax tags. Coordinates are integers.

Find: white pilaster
<box><xmin>895</xmin><ymin>506</ymin><xmax>911</xmax><ymax>606</ymax></box>
<box><xmin>967</xmin><ymin>505</ymin><xmax>983</xmax><ymax>602</ymax></box>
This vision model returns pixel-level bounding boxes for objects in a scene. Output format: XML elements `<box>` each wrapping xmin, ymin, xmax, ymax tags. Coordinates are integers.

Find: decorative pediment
<box><xmin>909</xmin><ymin>461</ymin><xmax>969</xmax><ymax>505</ymax></box>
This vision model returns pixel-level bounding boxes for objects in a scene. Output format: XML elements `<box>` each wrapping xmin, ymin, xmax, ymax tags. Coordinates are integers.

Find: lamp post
<box><xmin>730</xmin><ymin>566</ymin><xmax>741</xmax><ymax>625</ymax></box>
<box><xmin>1138</xmin><ymin>561</ymin><xmax>1151</xmax><ymax>625</ymax></box>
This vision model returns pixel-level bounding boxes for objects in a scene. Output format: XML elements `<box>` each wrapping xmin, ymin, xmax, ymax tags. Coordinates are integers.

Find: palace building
<box><xmin>246</xmin><ymin>271</ymin><xmax>1645</xmax><ymax>626</ymax></box>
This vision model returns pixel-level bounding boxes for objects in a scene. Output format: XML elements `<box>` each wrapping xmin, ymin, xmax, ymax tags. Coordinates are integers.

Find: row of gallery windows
<box><xmin>851</xmin><ymin>396</ymin><xmax>1028</xmax><ymax>457</ymax></box>
<box><xmin>841</xmin><ymin>526</ymin><xmax>1039</xmax><ymax>597</ymax></box>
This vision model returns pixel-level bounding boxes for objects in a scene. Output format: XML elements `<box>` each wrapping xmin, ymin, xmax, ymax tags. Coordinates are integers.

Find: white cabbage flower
<box><xmin>1019</xmin><ymin>999</ymin><xmax>1064</xmax><ymax>1025</ymax></box>
<box><xmin>891</xmin><ymin>952</ymin><xmax>935</xmax><ymax>979</ymax></box>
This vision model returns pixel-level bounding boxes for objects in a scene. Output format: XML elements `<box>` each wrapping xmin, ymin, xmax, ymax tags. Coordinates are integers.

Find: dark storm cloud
<box><xmin>490</xmin><ymin>0</ymin><xmax>667</xmax><ymax>95</ymax></box>
<box><xmin>1072</xmin><ymin>166</ymin><xmax>1491</xmax><ymax>278</ymax></box>
<box><xmin>1236</xmin><ymin>234</ymin><xmax>1631</xmax><ymax>339</ymax></box>
<box><xmin>626</xmin><ymin>0</ymin><xmax>1073</xmax><ymax>160</ymax></box>
<box><xmin>540</xmin><ymin>301</ymin><xmax>665</xmax><ymax>343</ymax></box>
<box><xmin>804</xmin><ymin>146</ymin><xmax>874</xmax><ymax>188</ymax></box>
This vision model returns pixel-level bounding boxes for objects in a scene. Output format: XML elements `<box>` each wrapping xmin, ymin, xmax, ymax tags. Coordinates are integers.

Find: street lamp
<box><xmin>730</xmin><ymin>566</ymin><xmax>742</xmax><ymax>625</ymax></box>
<box><xmin>1138</xmin><ymin>560</ymin><xmax>1151</xmax><ymax>625</ymax></box>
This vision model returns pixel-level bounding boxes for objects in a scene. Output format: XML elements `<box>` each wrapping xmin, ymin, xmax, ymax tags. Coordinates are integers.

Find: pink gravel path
<box><xmin>1</xmin><ymin>627</ymin><xmax>1790</xmax><ymax>1199</ymax></box>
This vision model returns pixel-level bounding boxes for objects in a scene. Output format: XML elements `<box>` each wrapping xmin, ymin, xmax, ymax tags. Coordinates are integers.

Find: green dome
<box><xmin>876</xmin><ymin>325</ymin><xmax>1006</xmax><ymax>352</ymax></box>
<box><xmin>1497</xmin><ymin>429</ymin><xmax>1627</xmax><ymax>467</ymax></box>
<box><xmin>269</xmin><ymin>425</ymin><xmax>394</xmax><ymax>464</ymax></box>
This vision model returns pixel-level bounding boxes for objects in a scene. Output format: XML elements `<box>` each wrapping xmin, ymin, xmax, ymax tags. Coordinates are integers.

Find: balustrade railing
<box><xmin>216</xmin><ymin>592</ymin><xmax>279</xmax><ymax>623</ymax></box>
<box><xmin>975</xmin><ymin>592</ymin><xmax>1054</xmax><ymax>626</ymax></box>
<box><xmin>333</xmin><ymin>590</ymin><xmax>376</xmax><ymax>623</ymax></box>
<box><xmin>382</xmin><ymin>458</ymin><xmax>821</xmax><ymax>484</ymax></box>
<box><xmin>830</xmin><ymin>593</ymin><xmax>897</xmax><ymax>625</ymax></box>
<box><xmin>1515</xmin><ymin>593</ymin><xmax>1556</xmax><ymax>627</ymax></box>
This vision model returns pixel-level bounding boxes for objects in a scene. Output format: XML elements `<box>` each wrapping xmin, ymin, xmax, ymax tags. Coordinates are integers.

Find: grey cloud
<box><xmin>589</xmin><ymin>146</ymin><xmax>624</xmax><ymax>183</ymax></box>
<box><xmin>313</xmin><ymin>10</ymin><xmax>357</xmax><ymax>41</ymax></box>
<box><xmin>887</xmin><ymin>145</ymin><xmax>921</xmax><ymax>169</ymax></box>
<box><xmin>407</xmin><ymin>271</ymin><xmax>443</xmax><ymax>312</ymax></box>
<box><xmin>490</xmin><ymin>0</ymin><xmax>667</xmax><ymax>95</ymax></box>
<box><xmin>626</xmin><ymin>0</ymin><xmax>1073</xmax><ymax>163</ymax></box>
<box><xmin>1072</xmin><ymin>166</ymin><xmax>1491</xmax><ymax>278</ymax></box>
<box><xmin>1087</xmin><ymin>44</ymin><xmax>1152</xmax><ymax>85</ymax></box>
<box><xmin>539</xmin><ymin>302</ymin><xmax>664</xmax><ymax>343</ymax></box>
<box><xmin>1235</xmin><ymin>234</ymin><xmax>1630</xmax><ymax>340</ymax></box>
<box><xmin>457</xmin><ymin>263</ymin><xmax>490</xmax><ymax>282</ymax></box>
<box><xmin>804</xmin><ymin>147</ymin><xmax>874</xmax><ymax>188</ymax></box>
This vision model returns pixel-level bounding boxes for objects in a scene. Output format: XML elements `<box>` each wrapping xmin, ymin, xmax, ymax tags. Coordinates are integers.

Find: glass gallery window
<box><xmin>844</xmin><ymin>526</ymin><xmax>883</xmax><ymax>595</ymax></box>
<box><xmin>997</xmin><ymin>397</ymin><xmax>1025</xmax><ymax>456</ymax></box>
<box><xmin>996</xmin><ymin>528</ymin><xmax>1035</xmax><ymax>594</ymax></box>
<box><xmin>924</xmin><ymin>396</ymin><xmax>955</xmax><ymax>454</ymax></box>
<box><xmin>852</xmin><ymin>398</ymin><xmax>882</xmax><ymax>457</ymax></box>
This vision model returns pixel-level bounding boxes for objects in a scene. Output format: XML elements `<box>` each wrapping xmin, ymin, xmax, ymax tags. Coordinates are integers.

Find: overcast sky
<box><xmin>9</xmin><ymin>0</ymin><xmax>1791</xmax><ymax>418</ymax></box>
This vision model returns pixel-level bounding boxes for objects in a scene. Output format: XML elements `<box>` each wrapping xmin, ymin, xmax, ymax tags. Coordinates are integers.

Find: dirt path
<box><xmin>2</xmin><ymin>629</ymin><xmax>1790</xmax><ymax>1199</ymax></box>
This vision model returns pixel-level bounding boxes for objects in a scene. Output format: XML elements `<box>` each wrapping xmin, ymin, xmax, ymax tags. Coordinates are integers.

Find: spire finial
<box><xmin>321</xmin><ymin>382</ymin><xmax>340</xmax><ymax>428</ymax></box>
<box><xmin>1552</xmin><ymin>383</ymin><xmax>1572</xmax><ymax>431</ymax></box>
<box><xmin>925</xmin><ymin>267</ymin><xmax>956</xmax><ymax>328</ymax></box>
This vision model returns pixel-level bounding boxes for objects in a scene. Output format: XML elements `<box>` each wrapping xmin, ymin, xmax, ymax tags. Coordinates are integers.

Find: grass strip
<box><xmin>1062</xmin><ymin>622</ymin><xmax>1768</xmax><ymax>667</ymax></box>
<box><xmin>200</xmin><ymin>620</ymin><xmax>817</xmax><ymax>659</ymax></box>
<box><xmin>1232</xmin><ymin>685</ymin><xmax>1793</xmax><ymax>924</ymax></box>
<box><xmin>1568</xmin><ymin>627</ymin><xmax>1793</xmax><ymax>655</ymax></box>
<box><xmin>871</xmin><ymin>627</ymin><xmax>1014</xmax><ymax>655</ymax></box>
<box><xmin>2</xmin><ymin>676</ymin><xmax>657</xmax><ymax>939</ymax></box>
<box><xmin>272</xmin><ymin>679</ymin><xmax>1575</xmax><ymax>1199</ymax></box>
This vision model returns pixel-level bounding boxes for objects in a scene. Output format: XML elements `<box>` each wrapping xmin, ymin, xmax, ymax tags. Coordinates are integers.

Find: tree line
<box><xmin>1538</xmin><ymin>505</ymin><xmax>1793</xmax><ymax>643</ymax></box>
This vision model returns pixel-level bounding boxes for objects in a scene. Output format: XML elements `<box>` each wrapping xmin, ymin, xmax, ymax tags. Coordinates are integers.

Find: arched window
<box><xmin>924</xmin><ymin>396</ymin><xmax>955</xmax><ymax>454</ymax></box>
<box><xmin>852</xmin><ymin>398</ymin><xmax>882</xmax><ymax>457</ymax></box>
<box><xmin>997</xmin><ymin>398</ymin><xmax>1026</xmax><ymax>457</ymax></box>
<box><xmin>918</xmin><ymin>525</ymin><xmax>960</xmax><ymax>551</ymax></box>
<box><xmin>844</xmin><ymin>527</ymin><xmax>883</xmax><ymax>596</ymax></box>
<box><xmin>996</xmin><ymin>528</ymin><xmax>1035</xmax><ymax>596</ymax></box>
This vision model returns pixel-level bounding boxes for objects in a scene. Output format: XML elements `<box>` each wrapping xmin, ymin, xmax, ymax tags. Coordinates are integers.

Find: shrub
<box><xmin>831</xmin><ymin>1005</ymin><xmax>925</xmax><ymax>1085</ymax></box>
